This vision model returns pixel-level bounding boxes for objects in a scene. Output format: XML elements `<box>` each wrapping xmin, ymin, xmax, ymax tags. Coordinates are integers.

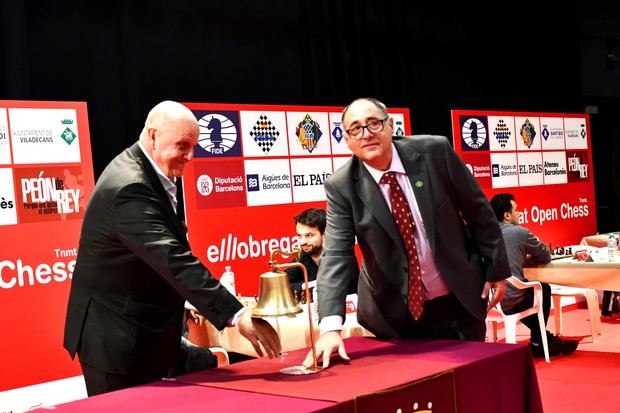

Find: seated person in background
<box><xmin>490</xmin><ymin>193</ymin><xmax>579</xmax><ymax>357</ymax></box>
<box><xmin>286</xmin><ymin>208</ymin><xmax>357</xmax><ymax>301</ymax></box>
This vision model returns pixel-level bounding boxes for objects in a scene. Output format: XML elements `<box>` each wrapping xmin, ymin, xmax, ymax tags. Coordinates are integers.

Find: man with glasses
<box><xmin>303</xmin><ymin>97</ymin><xmax>509</xmax><ymax>369</ymax></box>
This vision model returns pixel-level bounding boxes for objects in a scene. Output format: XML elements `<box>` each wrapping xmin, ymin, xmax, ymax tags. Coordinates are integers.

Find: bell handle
<box><xmin>269</xmin><ymin>248</ymin><xmax>301</xmax><ymax>267</ymax></box>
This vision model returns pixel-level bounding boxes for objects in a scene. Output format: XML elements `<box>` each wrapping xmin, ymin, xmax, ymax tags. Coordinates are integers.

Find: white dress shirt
<box><xmin>320</xmin><ymin>143</ymin><xmax>450</xmax><ymax>333</ymax></box>
<box><xmin>138</xmin><ymin>142</ymin><xmax>245</xmax><ymax>326</ymax></box>
<box><xmin>138</xmin><ymin>141</ymin><xmax>178</xmax><ymax>213</ymax></box>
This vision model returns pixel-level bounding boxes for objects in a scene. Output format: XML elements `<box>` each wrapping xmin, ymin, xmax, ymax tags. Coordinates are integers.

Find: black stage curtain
<box><xmin>1</xmin><ymin>0</ymin><xmax>618</xmax><ymax>230</ymax></box>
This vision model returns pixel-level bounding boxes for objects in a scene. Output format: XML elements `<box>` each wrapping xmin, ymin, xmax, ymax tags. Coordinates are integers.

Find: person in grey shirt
<box><xmin>490</xmin><ymin>193</ymin><xmax>578</xmax><ymax>357</ymax></box>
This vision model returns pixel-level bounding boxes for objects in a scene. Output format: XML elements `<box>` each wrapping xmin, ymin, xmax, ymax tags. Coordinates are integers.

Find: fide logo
<box><xmin>197</xmin><ymin>113</ymin><xmax>238</xmax><ymax>155</ymax></box>
<box><xmin>461</xmin><ymin>117</ymin><xmax>487</xmax><ymax>150</ymax></box>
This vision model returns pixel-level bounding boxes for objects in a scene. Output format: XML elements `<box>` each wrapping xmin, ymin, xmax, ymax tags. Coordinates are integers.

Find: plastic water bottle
<box><xmin>608</xmin><ymin>234</ymin><xmax>617</xmax><ymax>262</ymax></box>
<box><xmin>220</xmin><ymin>265</ymin><xmax>236</xmax><ymax>296</ymax></box>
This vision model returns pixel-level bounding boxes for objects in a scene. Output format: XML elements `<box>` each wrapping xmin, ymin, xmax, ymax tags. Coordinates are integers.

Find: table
<box><xmin>580</xmin><ymin>232</ymin><xmax>618</xmax><ymax>248</ymax></box>
<box><xmin>45</xmin><ymin>337</ymin><xmax>541</xmax><ymax>413</ymax></box>
<box><xmin>46</xmin><ymin>379</ymin><xmax>338</xmax><ymax>413</ymax></box>
<box><xmin>524</xmin><ymin>246</ymin><xmax>620</xmax><ymax>340</ymax></box>
<box><xmin>188</xmin><ymin>295</ymin><xmax>374</xmax><ymax>357</ymax></box>
<box><xmin>525</xmin><ymin>254</ymin><xmax>620</xmax><ymax>291</ymax></box>
<box><xmin>175</xmin><ymin>337</ymin><xmax>543</xmax><ymax>413</ymax></box>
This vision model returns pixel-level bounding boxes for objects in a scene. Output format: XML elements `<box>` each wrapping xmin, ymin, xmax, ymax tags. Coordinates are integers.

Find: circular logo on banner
<box><xmin>196</xmin><ymin>174</ymin><xmax>214</xmax><ymax>196</ymax></box>
<box><xmin>197</xmin><ymin>114</ymin><xmax>238</xmax><ymax>155</ymax></box>
<box><xmin>461</xmin><ymin>118</ymin><xmax>487</xmax><ymax>149</ymax></box>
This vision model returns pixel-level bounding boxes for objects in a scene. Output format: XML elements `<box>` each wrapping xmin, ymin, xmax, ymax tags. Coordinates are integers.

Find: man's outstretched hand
<box><xmin>236</xmin><ymin>311</ymin><xmax>282</xmax><ymax>358</ymax></box>
<box><xmin>302</xmin><ymin>330</ymin><xmax>349</xmax><ymax>369</ymax></box>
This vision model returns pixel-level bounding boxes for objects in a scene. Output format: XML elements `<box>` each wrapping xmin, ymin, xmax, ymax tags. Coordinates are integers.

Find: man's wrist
<box><xmin>319</xmin><ymin>314</ymin><xmax>344</xmax><ymax>335</ymax></box>
<box><xmin>227</xmin><ymin>307</ymin><xmax>247</xmax><ymax>327</ymax></box>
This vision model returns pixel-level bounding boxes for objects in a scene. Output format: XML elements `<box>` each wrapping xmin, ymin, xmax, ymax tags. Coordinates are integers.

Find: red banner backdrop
<box><xmin>182</xmin><ymin>103</ymin><xmax>411</xmax><ymax>296</ymax></box>
<box><xmin>0</xmin><ymin>101</ymin><xmax>95</xmax><ymax>392</ymax></box>
<box><xmin>451</xmin><ymin>110</ymin><xmax>596</xmax><ymax>247</ymax></box>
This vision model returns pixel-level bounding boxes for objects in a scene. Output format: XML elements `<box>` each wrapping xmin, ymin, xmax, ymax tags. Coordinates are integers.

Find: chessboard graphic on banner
<box><xmin>0</xmin><ymin>100</ymin><xmax>95</xmax><ymax>398</ymax></box>
<box><xmin>488</xmin><ymin>116</ymin><xmax>516</xmax><ymax>152</ymax></box>
<box><xmin>452</xmin><ymin>109</ymin><xmax>595</xmax><ymax>246</ymax></box>
<box><xmin>182</xmin><ymin>102</ymin><xmax>411</xmax><ymax>296</ymax></box>
<box><xmin>240</xmin><ymin>111</ymin><xmax>288</xmax><ymax>157</ymax></box>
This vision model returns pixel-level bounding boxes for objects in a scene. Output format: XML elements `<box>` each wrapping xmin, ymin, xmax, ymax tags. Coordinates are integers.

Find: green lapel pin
<box><xmin>415</xmin><ymin>180</ymin><xmax>424</xmax><ymax>188</ymax></box>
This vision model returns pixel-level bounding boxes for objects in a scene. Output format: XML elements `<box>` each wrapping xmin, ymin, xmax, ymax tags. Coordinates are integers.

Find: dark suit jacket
<box><xmin>317</xmin><ymin>135</ymin><xmax>510</xmax><ymax>339</ymax></box>
<box><xmin>286</xmin><ymin>251</ymin><xmax>358</xmax><ymax>300</ymax></box>
<box><xmin>63</xmin><ymin>143</ymin><xmax>242</xmax><ymax>377</ymax></box>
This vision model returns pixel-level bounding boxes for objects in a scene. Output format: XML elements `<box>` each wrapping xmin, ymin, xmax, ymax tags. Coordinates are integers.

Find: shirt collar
<box><xmin>137</xmin><ymin>141</ymin><xmax>177</xmax><ymax>192</ymax></box>
<box><xmin>362</xmin><ymin>143</ymin><xmax>406</xmax><ymax>184</ymax></box>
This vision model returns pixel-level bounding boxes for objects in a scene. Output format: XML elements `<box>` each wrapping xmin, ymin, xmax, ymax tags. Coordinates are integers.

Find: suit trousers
<box><xmin>400</xmin><ymin>292</ymin><xmax>486</xmax><ymax>341</ymax></box>
<box><xmin>80</xmin><ymin>361</ymin><xmax>164</xmax><ymax>397</ymax></box>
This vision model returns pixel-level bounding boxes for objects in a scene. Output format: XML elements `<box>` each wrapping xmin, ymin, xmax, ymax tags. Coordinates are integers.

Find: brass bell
<box><xmin>252</xmin><ymin>268</ymin><xmax>301</xmax><ymax>317</ymax></box>
<box><xmin>251</xmin><ymin>248</ymin><xmax>320</xmax><ymax>374</ymax></box>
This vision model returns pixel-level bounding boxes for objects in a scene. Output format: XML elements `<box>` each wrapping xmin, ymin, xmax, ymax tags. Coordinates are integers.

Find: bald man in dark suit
<box><xmin>64</xmin><ymin>101</ymin><xmax>280</xmax><ymax>395</ymax></box>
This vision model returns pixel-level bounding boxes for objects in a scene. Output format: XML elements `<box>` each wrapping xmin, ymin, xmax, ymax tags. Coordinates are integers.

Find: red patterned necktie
<box><xmin>379</xmin><ymin>171</ymin><xmax>424</xmax><ymax>320</ymax></box>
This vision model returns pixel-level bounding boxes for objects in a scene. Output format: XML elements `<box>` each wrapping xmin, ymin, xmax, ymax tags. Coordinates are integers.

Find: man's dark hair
<box><xmin>294</xmin><ymin>208</ymin><xmax>326</xmax><ymax>234</ymax></box>
<box><xmin>489</xmin><ymin>193</ymin><xmax>515</xmax><ymax>222</ymax></box>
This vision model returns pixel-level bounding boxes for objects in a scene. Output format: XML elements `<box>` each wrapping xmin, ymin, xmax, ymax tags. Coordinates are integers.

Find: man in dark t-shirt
<box><xmin>286</xmin><ymin>208</ymin><xmax>357</xmax><ymax>301</ymax></box>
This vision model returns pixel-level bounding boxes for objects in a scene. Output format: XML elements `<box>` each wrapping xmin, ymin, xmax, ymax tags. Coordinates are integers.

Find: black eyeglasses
<box><xmin>345</xmin><ymin>117</ymin><xmax>388</xmax><ymax>139</ymax></box>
